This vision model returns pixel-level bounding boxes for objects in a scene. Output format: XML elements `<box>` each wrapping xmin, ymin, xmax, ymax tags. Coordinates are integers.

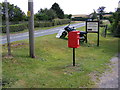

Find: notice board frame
<box><xmin>86</xmin><ymin>21</ymin><xmax>100</xmax><ymax>46</ymax></box>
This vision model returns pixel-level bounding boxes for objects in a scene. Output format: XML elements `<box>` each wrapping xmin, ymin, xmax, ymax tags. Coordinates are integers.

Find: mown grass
<box><xmin>2</xmin><ymin>26</ymin><xmax>119</xmax><ymax>88</ymax></box>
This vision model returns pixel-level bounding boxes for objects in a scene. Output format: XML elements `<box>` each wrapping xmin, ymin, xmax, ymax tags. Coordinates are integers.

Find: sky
<box><xmin>0</xmin><ymin>0</ymin><xmax>119</xmax><ymax>15</ymax></box>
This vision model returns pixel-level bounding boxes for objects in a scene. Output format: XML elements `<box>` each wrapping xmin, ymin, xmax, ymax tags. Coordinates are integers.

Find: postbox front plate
<box><xmin>68</xmin><ymin>31</ymin><xmax>80</xmax><ymax>48</ymax></box>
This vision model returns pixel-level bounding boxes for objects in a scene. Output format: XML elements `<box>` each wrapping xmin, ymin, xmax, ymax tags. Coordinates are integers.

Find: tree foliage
<box><xmin>64</xmin><ymin>14</ymin><xmax>72</xmax><ymax>19</ymax></box>
<box><xmin>97</xmin><ymin>6</ymin><xmax>106</xmax><ymax>13</ymax></box>
<box><xmin>111</xmin><ymin>8</ymin><xmax>120</xmax><ymax>37</ymax></box>
<box><xmin>90</xmin><ymin>9</ymin><xmax>97</xmax><ymax>20</ymax></box>
<box><xmin>51</xmin><ymin>3</ymin><xmax>64</xmax><ymax>19</ymax></box>
<box><xmin>97</xmin><ymin>6</ymin><xmax>106</xmax><ymax>20</ymax></box>
<box><xmin>35</xmin><ymin>3</ymin><xmax>69</xmax><ymax>21</ymax></box>
<box><xmin>35</xmin><ymin>8</ymin><xmax>57</xmax><ymax>21</ymax></box>
<box><xmin>1</xmin><ymin>2</ymin><xmax>27</xmax><ymax>22</ymax></box>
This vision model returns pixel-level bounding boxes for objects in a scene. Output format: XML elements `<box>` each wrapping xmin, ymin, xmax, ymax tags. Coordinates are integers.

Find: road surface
<box><xmin>0</xmin><ymin>22</ymin><xmax>85</xmax><ymax>44</ymax></box>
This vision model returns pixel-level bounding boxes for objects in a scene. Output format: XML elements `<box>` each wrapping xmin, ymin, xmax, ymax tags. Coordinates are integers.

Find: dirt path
<box><xmin>95</xmin><ymin>54</ymin><xmax>119</xmax><ymax>88</ymax></box>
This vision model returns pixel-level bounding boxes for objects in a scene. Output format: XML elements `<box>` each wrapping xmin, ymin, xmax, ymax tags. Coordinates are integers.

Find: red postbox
<box><xmin>68</xmin><ymin>31</ymin><xmax>80</xmax><ymax>48</ymax></box>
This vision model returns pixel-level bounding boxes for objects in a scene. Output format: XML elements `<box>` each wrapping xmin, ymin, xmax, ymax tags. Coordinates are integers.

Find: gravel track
<box><xmin>95</xmin><ymin>54</ymin><xmax>119</xmax><ymax>88</ymax></box>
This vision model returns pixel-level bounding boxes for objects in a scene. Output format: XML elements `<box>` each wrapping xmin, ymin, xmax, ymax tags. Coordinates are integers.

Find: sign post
<box><xmin>104</xmin><ymin>25</ymin><xmax>107</xmax><ymax>38</ymax></box>
<box><xmin>86</xmin><ymin>21</ymin><xmax>99</xmax><ymax>46</ymax></box>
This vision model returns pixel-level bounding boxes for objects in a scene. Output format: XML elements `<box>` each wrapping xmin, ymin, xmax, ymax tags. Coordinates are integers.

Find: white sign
<box><xmin>87</xmin><ymin>22</ymin><xmax>98</xmax><ymax>32</ymax></box>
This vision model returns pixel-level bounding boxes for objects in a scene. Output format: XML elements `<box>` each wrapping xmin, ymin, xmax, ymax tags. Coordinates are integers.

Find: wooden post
<box><xmin>28</xmin><ymin>0</ymin><xmax>35</xmax><ymax>58</ymax></box>
<box><xmin>85</xmin><ymin>21</ymin><xmax>87</xmax><ymax>43</ymax></box>
<box><xmin>104</xmin><ymin>25</ymin><xmax>107</xmax><ymax>38</ymax></box>
<box><xmin>5</xmin><ymin>0</ymin><xmax>11</xmax><ymax>56</ymax></box>
<box><xmin>97</xmin><ymin>21</ymin><xmax>100</xmax><ymax>46</ymax></box>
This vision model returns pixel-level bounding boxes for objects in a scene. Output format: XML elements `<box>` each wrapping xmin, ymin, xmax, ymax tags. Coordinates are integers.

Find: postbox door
<box><xmin>68</xmin><ymin>31</ymin><xmax>80</xmax><ymax>48</ymax></box>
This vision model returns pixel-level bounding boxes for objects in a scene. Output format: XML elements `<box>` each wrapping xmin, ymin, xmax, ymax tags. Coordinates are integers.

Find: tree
<box><xmin>1</xmin><ymin>2</ymin><xmax>26</xmax><ymax>22</ymax></box>
<box><xmin>111</xmin><ymin>9</ymin><xmax>120</xmax><ymax>37</ymax></box>
<box><xmin>117</xmin><ymin>8</ymin><xmax>120</xmax><ymax>12</ymax></box>
<box><xmin>35</xmin><ymin>8</ymin><xmax>57</xmax><ymax>21</ymax></box>
<box><xmin>0</xmin><ymin>3</ymin><xmax>2</xmax><ymax>19</ymax></box>
<box><xmin>64</xmin><ymin>14</ymin><xmax>72</xmax><ymax>19</ymax></box>
<box><xmin>97</xmin><ymin>6</ymin><xmax>106</xmax><ymax>20</ymax></box>
<box><xmin>51</xmin><ymin>3</ymin><xmax>64</xmax><ymax>19</ymax></box>
<box><xmin>46</xmin><ymin>9</ymin><xmax>57</xmax><ymax>20</ymax></box>
<box><xmin>90</xmin><ymin>9</ymin><xmax>97</xmax><ymax>20</ymax></box>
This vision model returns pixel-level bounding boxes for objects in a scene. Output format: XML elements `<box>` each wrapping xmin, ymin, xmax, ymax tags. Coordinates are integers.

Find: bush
<box><xmin>1</xmin><ymin>23</ymin><xmax>28</xmax><ymax>33</ymax></box>
<box><xmin>109</xmin><ymin>21</ymin><xmax>120</xmax><ymax>37</ymax></box>
<box><xmin>114</xmin><ymin>21</ymin><xmax>120</xmax><ymax>37</ymax></box>
<box><xmin>72</xmin><ymin>17</ymin><xmax>89</xmax><ymax>21</ymax></box>
<box><xmin>52</xmin><ymin>19</ymin><xmax>70</xmax><ymax>26</ymax></box>
<box><xmin>34</xmin><ymin>21</ymin><xmax>53</xmax><ymax>27</ymax></box>
<box><xmin>35</xmin><ymin>19</ymin><xmax>70</xmax><ymax>27</ymax></box>
<box><xmin>110</xmin><ymin>11</ymin><xmax>120</xmax><ymax>37</ymax></box>
<box><xmin>42</xmin><ymin>21</ymin><xmax>53</xmax><ymax>27</ymax></box>
<box><xmin>1</xmin><ymin>19</ymin><xmax>70</xmax><ymax>33</ymax></box>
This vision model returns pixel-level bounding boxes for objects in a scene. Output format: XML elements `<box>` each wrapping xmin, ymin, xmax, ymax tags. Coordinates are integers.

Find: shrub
<box><xmin>110</xmin><ymin>11</ymin><xmax>120</xmax><ymax>37</ymax></box>
<box><xmin>72</xmin><ymin>17</ymin><xmax>89</xmax><ymax>21</ymax></box>
<box><xmin>1</xmin><ymin>23</ymin><xmax>28</xmax><ymax>33</ymax></box>
<box><xmin>52</xmin><ymin>19</ymin><xmax>70</xmax><ymax>26</ymax></box>
<box><xmin>35</xmin><ymin>19</ymin><xmax>70</xmax><ymax>27</ymax></box>
<box><xmin>1</xmin><ymin>19</ymin><xmax>70</xmax><ymax>33</ymax></box>
<box><xmin>114</xmin><ymin>21</ymin><xmax>120</xmax><ymax>37</ymax></box>
<box><xmin>34</xmin><ymin>21</ymin><xmax>53</xmax><ymax>27</ymax></box>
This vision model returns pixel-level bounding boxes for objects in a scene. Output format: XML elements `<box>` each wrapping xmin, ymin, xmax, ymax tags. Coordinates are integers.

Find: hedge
<box><xmin>35</xmin><ymin>19</ymin><xmax>70</xmax><ymax>27</ymax></box>
<box><xmin>72</xmin><ymin>17</ymin><xmax>89</xmax><ymax>21</ymax></box>
<box><xmin>34</xmin><ymin>21</ymin><xmax>53</xmax><ymax>27</ymax></box>
<box><xmin>52</xmin><ymin>19</ymin><xmax>70</xmax><ymax>26</ymax></box>
<box><xmin>1</xmin><ymin>19</ymin><xmax>70</xmax><ymax>33</ymax></box>
<box><xmin>114</xmin><ymin>21</ymin><xmax>120</xmax><ymax>37</ymax></box>
<box><xmin>1</xmin><ymin>23</ymin><xmax>28</xmax><ymax>33</ymax></box>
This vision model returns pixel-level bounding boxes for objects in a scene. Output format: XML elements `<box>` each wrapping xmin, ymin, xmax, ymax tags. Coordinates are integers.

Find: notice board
<box><xmin>86</xmin><ymin>21</ymin><xmax>100</xmax><ymax>46</ymax></box>
<box><xmin>86</xmin><ymin>21</ymin><xmax>99</xmax><ymax>33</ymax></box>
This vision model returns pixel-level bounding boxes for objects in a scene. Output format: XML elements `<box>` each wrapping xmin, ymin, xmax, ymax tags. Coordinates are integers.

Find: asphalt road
<box><xmin>1</xmin><ymin>22</ymin><xmax>85</xmax><ymax>44</ymax></box>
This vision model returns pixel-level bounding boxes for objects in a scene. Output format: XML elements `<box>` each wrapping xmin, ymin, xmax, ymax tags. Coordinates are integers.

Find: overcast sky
<box><xmin>1</xmin><ymin>0</ymin><xmax>119</xmax><ymax>15</ymax></box>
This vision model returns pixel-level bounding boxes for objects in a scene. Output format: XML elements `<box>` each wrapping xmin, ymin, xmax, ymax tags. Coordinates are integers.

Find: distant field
<box><xmin>2</xmin><ymin>26</ymin><xmax>119</xmax><ymax>88</ymax></box>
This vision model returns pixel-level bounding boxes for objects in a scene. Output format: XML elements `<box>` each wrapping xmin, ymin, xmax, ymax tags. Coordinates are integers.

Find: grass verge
<box><xmin>2</xmin><ymin>26</ymin><xmax>119</xmax><ymax>88</ymax></box>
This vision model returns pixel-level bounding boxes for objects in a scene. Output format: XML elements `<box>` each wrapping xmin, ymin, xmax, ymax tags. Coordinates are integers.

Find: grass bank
<box><xmin>2</xmin><ymin>26</ymin><xmax>119</xmax><ymax>88</ymax></box>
